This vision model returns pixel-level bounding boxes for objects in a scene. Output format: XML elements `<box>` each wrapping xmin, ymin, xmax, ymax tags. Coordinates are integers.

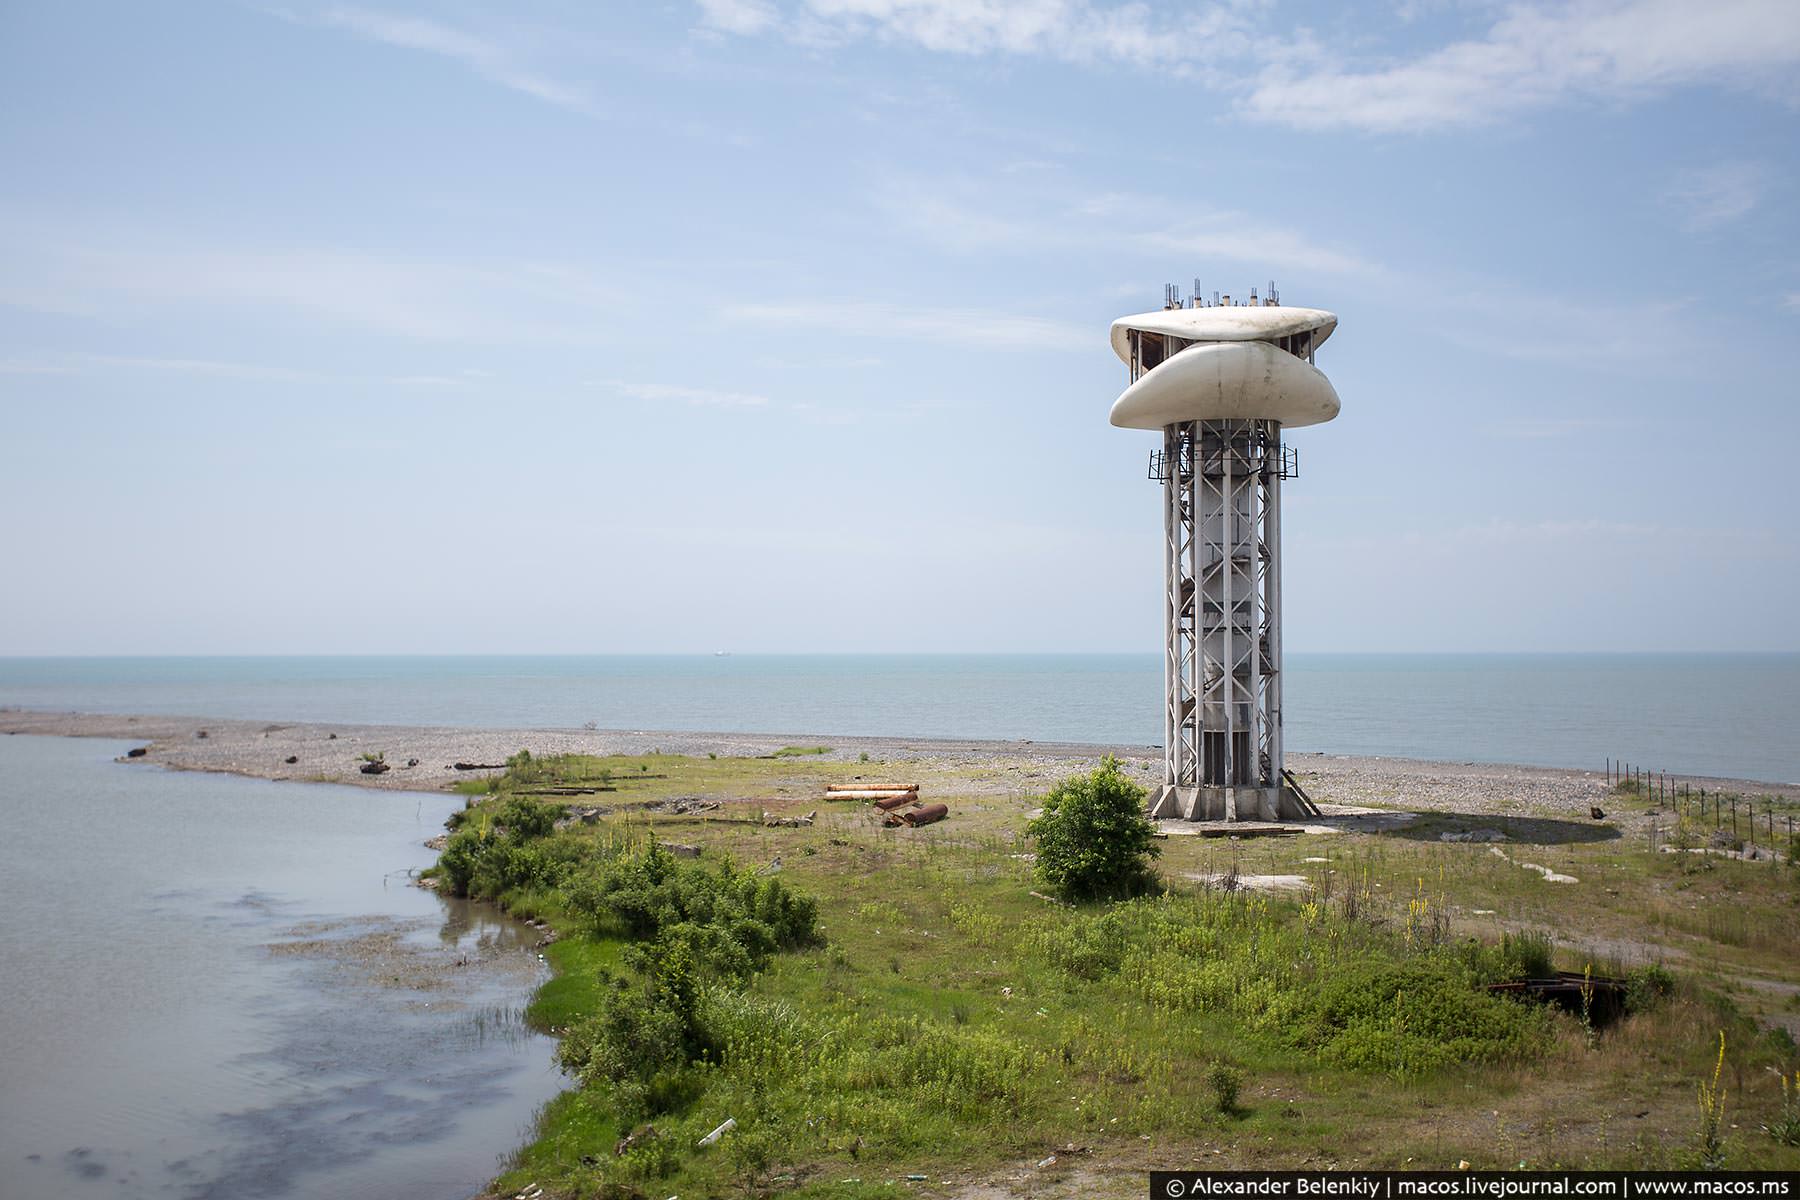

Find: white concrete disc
<box><xmin>1109</xmin><ymin>306</ymin><xmax>1337</xmax><ymax>364</ymax></box>
<box><xmin>1109</xmin><ymin>339</ymin><xmax>1341</xmax><ymax>429</ymax></box>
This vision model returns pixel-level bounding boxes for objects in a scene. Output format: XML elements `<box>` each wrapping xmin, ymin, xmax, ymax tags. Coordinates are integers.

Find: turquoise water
<box><xmin>1</xmin><ymin>653</ymin><xmax>1796</xmax><ymax>784</ymax></box>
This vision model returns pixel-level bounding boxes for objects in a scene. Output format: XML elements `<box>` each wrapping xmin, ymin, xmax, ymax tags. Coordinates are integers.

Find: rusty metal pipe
<box><xmin>900</xmin><ymin>803</ymin><xmax>948</xmax><ymax>827</ymax></box>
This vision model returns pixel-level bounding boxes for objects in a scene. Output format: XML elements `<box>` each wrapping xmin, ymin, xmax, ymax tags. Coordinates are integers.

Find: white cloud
<box><xmin>712</xmin><ymin>0</ymin><xmax>1270</xmax><ymax>69</ymax></box>
<box><xmin>314</xmin><ymin>7</ymin><xmax>602</xmax><ymax>116</ymax></box>
<box><xmin>1133</xmin><ymin>223</ymin><xmax>1370</xmax><ymax>278</ymax></box>
<box><xmin>597</xmin><ymin>379</ymin><xmax>772</xmax><ymax>407</ymax></box>
<box><xmin>705</xmin><ymin>1</ymin><xmax>1800</xmax><ymax>133</ymax></box>
<box><xmin>0</xmin><ymin>225</ymin><xmax>626</xmax><ymax>345</ymax></box>
<box><xmin>752</xmin><ymin>354</ymin><xmax>883</xmax><ymax>368</ymax></box>
<box><xmin>1239</xmin><ymin>0</ymin><xmax>1800</xmax><ymax>132</ymax></box>
<box><xmin>1661</xmin><ymin>161</ymin><xmax>1769</xmax><ymax>231</ymax></box>
<box><xmin>1477</xmin><ymin>417</ymin><xmax>1623</xmax><ymax>439</ymax></box>
<box><xmin>1307</xmin><ymin>516</ymin><xmax>1779</xmax><ymax>554</ymax></box>
<box><xmin>86</xmin><ymin>354</ymin><xmax>325</xmax><ymax>382</ymax></box>
<box><xmin>0</xmin><ymin>352</ymin><xmax>505</xmax><ymax>386</ymax></box>
<box><xmin>0</xmin><ymin>360</ymin><xmax>78</xmax><ymax>375</ymax></box>
<box><xmin>696</xmin><ymin>0</ymin><xmax>780</xmax><ymax>35</ymax></box>
<box><xmin>791</xmin><ymin>0</ymin><xmax>1142</xmax><ymax>60</ymax></box>
<box><xmin>725</xmin><ymin>299</ymin><xmax>1088</xmax><ymax>349</ymax></box>
<box><xmin>1421</xmin><ymin>285</ymin><xmax>1697</xmax><ymax>367</ymax></box>
<box><xmin>871</xmin><ymin>175</ymin><xmax>1372</xmax><ymax>277</ymax></box>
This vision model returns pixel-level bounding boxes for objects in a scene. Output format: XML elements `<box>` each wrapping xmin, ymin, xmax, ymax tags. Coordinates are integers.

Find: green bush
<box><xmin>557</xmin><ymin>975</ymin><xmax>694</xmax><ymax>1122</ymax></box>
<box><xmin>1625</xmin><ymin>963</ymin><xmax>1676</xmax><ymax>1013</ymax></box>
<box><xmin>1206</xmin><ymin>1060</ymin><xmax>1245</xmax><ymax>1113</ymax></box>
<box><xmin>1033</xmin><ymin>908</ymin><xmax>1129</xmax><ymax>979</ymax></box>
<box><xmin>436</xmin><ymin>796</ymin><xmax>574</xmax><ymax>899</ymax></box>
<box><xmin>564</xmin><ymin>842</ymin><xmax>820</xmax><ymax>973</ymax></box>
<box><xmin>1502</xmin><ymin>929</ymin><xmax>1556</xmax><ymax>978</ymax></box>
<box><xmin>557</xmin><ymin>848</ymin><xmax>825</xmax><ymax>1126</ymax></box>
<box><xmin>1026</xmin><ymin>757</ymin><xmax>1159</xmax><ymax>899</ymax></box>
<box><xmin>1278</xmin><ymin>958</ymin><xmax>1549</xmax><ymax>1075</ymax></box>
<box><xmin>492</xmin><ymin>795</ymin><xmax>561</xmax><ymax>840</ymax></box>
<box><xmin>1105</xmin><ymin>892</ymin><xmax>1552</xmax><ymax>1076</ymax></box>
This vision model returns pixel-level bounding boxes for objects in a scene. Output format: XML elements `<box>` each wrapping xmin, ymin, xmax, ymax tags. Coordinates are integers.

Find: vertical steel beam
<box><xmin>1247</xmin><ymin>425</ymin><xmax>1263</xmax><ymax>797</ymax></box>
<box><xmin>1162</xmin><ymin>423</ymin><xmax>1179</xmax><ymax>792</ymax></box>
<box><xmin>1181</xmin><ymin>423</ymin><xmax>1200</xmax><ymax>799</ymax></box>
<box><xmin>1266</xmin><ymin>425</ymin><xmax>1283</xmax><ymax>793</ymax></box>
<box><xmin>1220</xmin><ymin>427</ymin><xmax>1235</xmax><ymax>806</ymax></box>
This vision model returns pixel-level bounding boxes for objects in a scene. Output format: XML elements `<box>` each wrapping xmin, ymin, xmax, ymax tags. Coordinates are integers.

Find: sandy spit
<box><xmin>4</xmin><ymin>707</ymin><xmax>1796</xmax><ymax>823</ymax></box>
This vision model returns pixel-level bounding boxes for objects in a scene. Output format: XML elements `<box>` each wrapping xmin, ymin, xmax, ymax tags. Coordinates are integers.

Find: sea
<box><xmin>2</xmin><ymin>653</ymin><xmax>1796</xmax><ymax>785</ymax></box>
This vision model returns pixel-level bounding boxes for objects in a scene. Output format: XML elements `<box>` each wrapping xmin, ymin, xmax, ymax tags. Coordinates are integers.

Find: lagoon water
<box><xmin>2</xmin><ymin>653</ymin><xmax>1797</xmax><ymax>784</ymax></box>
<box><xmin>0</xmin><ymin>735</ymin><xmax>564</xmax><ymax>1199</ymax></box>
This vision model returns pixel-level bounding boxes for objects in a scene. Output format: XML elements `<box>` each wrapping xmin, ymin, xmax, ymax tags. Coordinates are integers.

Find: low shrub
<box><xmin>1027</xmin><ymin>757</ymin><xmax>1159</xmax><ymax>900</ymax></box>
<box><xmin>1033</xmin><ymin>908</ymin><xmax>1129</xmax><ymax>980</ymax></box>
<box><xmin>437</xmin><ymin>796</ymin><xmax>573</xmax><ymax>899</ymax></box>
<box><xmin>1278</xmin><ymin>957</ymin><xmax>1549</xmax><ymax>1075</ymax></box>
<box><xmin>1625</xmin><ymin>963</ymin><xmax>1677</xmax><ymax>1013</ymax></box>
<box><xmin>1767</xmin><ymin>1070</ymin><xmax>1800</xmax><ymax>1147</ymax></box>
<box><xmin>1090</xmin><ymin>893</ymin><xmax>1551</xmax><ymax>1076</ymax></box>
<box><xmin>1206</xmin><ymin>1060</ymin><xmax>1244</xmax><ymax>1113</ymax></box>
<box><xmin>1502</xmin><ymin>928</ymin><xmax>1556</xmax><ymax>978</ymax></box>
<box><xmin>564</xmin><ymin>842</ymin><xmax>819</xmax><ymax>974</ymax></box>
<box><xmin>557</xmin><ymin>844</ymin><xmax>826</xmax><ymax>1128</ymax></box>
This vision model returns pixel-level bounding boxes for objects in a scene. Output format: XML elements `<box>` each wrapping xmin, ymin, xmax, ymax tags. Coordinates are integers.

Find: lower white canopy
<box><xmin>1109</xmin><ymin>340</ymin><xmax>1341</xmax><ymax>430</ymax></box>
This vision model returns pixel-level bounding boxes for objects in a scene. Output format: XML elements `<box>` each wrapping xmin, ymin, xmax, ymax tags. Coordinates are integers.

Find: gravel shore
<box><xmin>7</xmin><ymin>707</ymin><xmax>1796</xmax><ymax>823</ymax></box>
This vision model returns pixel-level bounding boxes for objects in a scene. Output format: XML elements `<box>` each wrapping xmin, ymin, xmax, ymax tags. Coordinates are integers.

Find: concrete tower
<box><xmin>1109</xmin><ymin>283</ymin><xmax>1339</xmax><ymax>821</ymax></box>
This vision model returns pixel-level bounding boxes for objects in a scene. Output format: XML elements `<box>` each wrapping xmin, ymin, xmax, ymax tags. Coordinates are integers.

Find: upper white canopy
<box><xmin>1108</xmin><ymin>305</ymin><xmax>1337</xmax><ymax>364</ymax></box>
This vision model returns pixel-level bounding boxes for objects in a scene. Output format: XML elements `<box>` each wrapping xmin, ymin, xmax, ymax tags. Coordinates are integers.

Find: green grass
<box><xmin>771</xmin><ymin>745</ymin><xmax>833</xmax><ymax>758</ymax></box>
<box><xmin>526</xmin><ymin>935</ymin><xmax>624</xmax><ymax>1033</ymax></box>
<box><xmin>434</xmin><ymin>752</ymin><xmax>1800</xmax><ymax>1197</ymax></box>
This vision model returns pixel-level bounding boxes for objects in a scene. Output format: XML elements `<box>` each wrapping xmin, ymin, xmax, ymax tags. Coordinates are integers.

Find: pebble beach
<box><xmin>8</xmin><ymin>708</ymin><xmax>1796</xmax><ymax>826</ymax></box>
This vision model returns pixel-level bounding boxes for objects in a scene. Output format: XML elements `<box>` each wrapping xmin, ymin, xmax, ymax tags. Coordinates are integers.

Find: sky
<box><xmin>2</xmin><ymin>0</ymin><xmax>1797</xmax><ymax>655</ymax></box>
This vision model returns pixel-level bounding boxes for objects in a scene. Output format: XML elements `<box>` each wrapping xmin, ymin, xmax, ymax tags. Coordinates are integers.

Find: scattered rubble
<box><xmin>1439</xmin><ymin>828</ymin><xmax>1506</xmax><ymax>843</ymax></box>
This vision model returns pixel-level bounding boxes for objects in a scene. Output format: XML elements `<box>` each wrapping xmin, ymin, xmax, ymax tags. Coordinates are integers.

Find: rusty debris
<box><xmin>614</xmin><ymin>1124</ymin><xmax>658</xmax><ymax>1156</ymax></box>
<box><xmin>1487</xmin><ymin>972</ymin><xmax>1627</xmax><ymax>1026</ymax></box>
<box><xmin>872</xmin><ymin>793</ymin><xmax>916</xmax><ymax>811</ymax></box>
<box><xmin>884</xmin><ymin>802</ymin><xmax>947</xmax><ymax>828</ymax></box>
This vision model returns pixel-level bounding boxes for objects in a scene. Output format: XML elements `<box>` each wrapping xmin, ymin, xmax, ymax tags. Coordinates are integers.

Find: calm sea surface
<box><xmin>2</xmin><ymin>653</ymin><xmax>1796</xmax><ymax>784</ymax></box>
<box><xmin>0</xmin><ymin>735</ymin><xmax>564</xmax><ymax>1199</ymax></box>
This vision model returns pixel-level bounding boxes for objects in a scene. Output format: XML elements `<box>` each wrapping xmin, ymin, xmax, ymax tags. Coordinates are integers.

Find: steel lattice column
<box><xmin>1150</xmin><ymin>418</ymin><xmax>1284</xmax><ymax>821</ymax></box>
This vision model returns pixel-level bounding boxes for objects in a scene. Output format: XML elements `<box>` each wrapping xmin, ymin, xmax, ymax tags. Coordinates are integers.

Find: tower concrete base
<box><xmin>1148</xmin><ymin>784</ymin><xmax>1309</xmax><ymax>823</ymax></box>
